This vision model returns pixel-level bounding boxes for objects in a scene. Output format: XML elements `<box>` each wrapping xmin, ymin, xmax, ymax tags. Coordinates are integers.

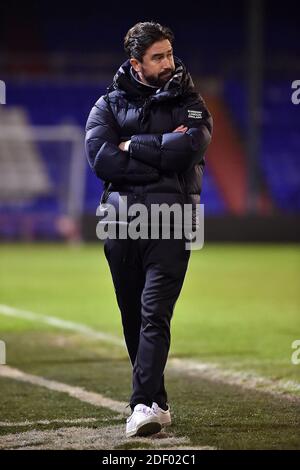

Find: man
<box><xmin>85</xmin><ymin>21</ymin><xmax>212</xmax><ymax>438</ymax></box>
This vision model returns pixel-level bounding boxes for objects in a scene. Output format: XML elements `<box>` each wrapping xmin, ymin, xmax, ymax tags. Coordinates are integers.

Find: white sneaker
<box><xmin>152</xmin><ymin>402</ymin><xmax>171</xmax><ymax>427</ymax></box>
<box><xmin>126</xmin><ymin>404</ymin><xmax>162</xmax><ymax>438</ymax></box>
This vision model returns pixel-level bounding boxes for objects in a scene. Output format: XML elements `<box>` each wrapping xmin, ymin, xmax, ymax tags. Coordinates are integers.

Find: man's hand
<box><xmin>118</xmin><ymin>140</ymin><xmax>131</xmax><ymax>152</ymax></box>
<box><xmin>173</xmin><ymin>125</ymin><xmax>188</xmax><ymax>133</ymax></box>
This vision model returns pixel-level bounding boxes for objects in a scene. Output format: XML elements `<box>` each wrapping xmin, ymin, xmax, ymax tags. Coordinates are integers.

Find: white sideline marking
<box><xmin>0</xmin><ymin>365</ymin><xmax>128</xmax><ymax>414</ymax></box>
<box><xmin>1</xmin><ymin>303</ymin><xmax>300</xmax><ymax>400</ymax></box>
<box><xmin>0</xmin><ymin>425</ymin><xmax>213</xmax><ymax>450</ymax></box>
<box><xmin>0</xmin><ymin>366</ymin><xmax>206</xmax><ymax>450</ymax></box>
<box><xmin>0</xmin><ymin>304</ymin><xmax>124</xmax><ymax>347</ymax></box>
<box><xmin>0</xmin><ymin>418</ymin><xmax>98</xmax><ymax>427</ymax></box>
<box><xmin>168</xmin><ymin>359</ymin><xmax>300</xmax><ymax>401</ymax></box>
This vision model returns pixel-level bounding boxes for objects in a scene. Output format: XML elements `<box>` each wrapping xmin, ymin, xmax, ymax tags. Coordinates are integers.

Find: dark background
<box><xmin>0</xmin><ymin>0</ymin><xmax>299</xmax><ymax>241</ymax></box>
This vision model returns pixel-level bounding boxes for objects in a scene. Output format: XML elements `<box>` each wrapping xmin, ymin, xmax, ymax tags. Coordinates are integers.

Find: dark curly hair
<box><xmin>124</xmin><ymin>21</ymin><xmax>174</xmax><ymax>62</ymax></box>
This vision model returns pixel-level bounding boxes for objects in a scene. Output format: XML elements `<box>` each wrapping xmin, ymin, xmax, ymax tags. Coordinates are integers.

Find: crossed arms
<box><xmin>85</xmin><ymin>96</ymin><xmax>212</xmax><ymax>185</ymax></box>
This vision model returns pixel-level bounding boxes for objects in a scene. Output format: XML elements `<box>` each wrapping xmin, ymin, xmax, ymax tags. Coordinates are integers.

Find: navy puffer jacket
<box><xmin>85</xmin><ymin>57</ymin><xmax>213</xmax><ymax>227</ymax></box>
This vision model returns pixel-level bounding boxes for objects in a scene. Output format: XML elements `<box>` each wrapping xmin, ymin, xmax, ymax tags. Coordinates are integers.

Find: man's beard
<box><xmin>142</xmin><ymin>69</ymin><xmax>174</xmax><ymax>87</ymax></box>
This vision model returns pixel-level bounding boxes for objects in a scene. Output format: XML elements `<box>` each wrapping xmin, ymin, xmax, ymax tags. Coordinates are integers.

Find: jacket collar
<box><xmin>108</xmin><ymin>56</ymin><xmax>195</xmax><ymax>102</ymax></box>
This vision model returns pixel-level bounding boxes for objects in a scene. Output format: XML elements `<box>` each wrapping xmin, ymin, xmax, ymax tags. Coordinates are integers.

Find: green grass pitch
<box><xmin>0</xmin><ymin>243</ymin><xmax>299</xmax><ymax>449</ymax></box>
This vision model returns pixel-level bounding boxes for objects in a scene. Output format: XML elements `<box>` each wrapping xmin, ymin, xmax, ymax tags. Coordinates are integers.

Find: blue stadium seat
<box><xmin>224</xmin><ymin>80</ymin><xmax>300</xmax><ymax>212</ymax></box>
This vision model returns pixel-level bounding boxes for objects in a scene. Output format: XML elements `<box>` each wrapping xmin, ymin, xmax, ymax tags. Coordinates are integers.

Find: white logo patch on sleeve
<box><xmin>187</xmin><ymin>109</ymin><xmax>203</xmax><ymax>119</ymax></box>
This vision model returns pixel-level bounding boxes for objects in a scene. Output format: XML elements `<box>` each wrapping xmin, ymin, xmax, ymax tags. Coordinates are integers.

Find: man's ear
<box><xmin>130</xmin><ymin>58</ymin><xmax>141</xmax><ymax>73</ymax></box>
